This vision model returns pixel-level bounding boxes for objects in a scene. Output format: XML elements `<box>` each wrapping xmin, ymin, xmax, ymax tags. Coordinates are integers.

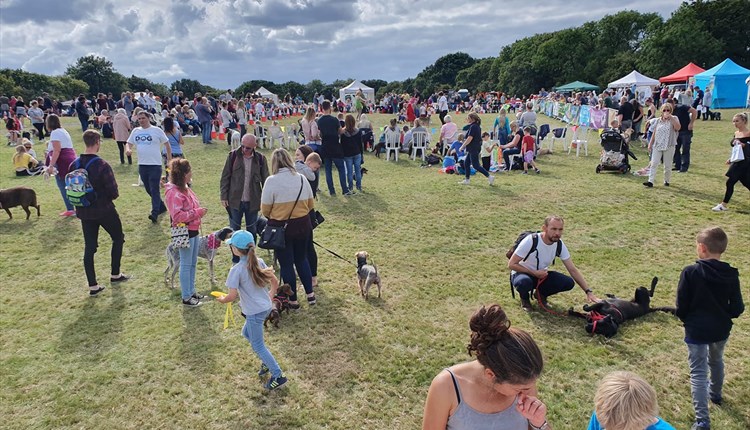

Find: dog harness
<box><xmin>207</xmin><ymin>233</ymin><xmax>221</xmax><ymax>250</ymax></box>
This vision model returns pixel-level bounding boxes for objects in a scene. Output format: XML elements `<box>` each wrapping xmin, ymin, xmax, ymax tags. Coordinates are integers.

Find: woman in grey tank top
<box><xmin>422</xmin><ymin>304</ymin><xmax>552</xmax><ymax>430</ymax></box>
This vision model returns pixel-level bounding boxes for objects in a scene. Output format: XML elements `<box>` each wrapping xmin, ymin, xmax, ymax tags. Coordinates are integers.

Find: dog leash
<box><xmin>312</xmin><ymin>240</ymin><xmax>357</xmax><ymax>267</ymax></box>
<box><xmin>534</xmin><ymin>278</ymin><xmax>569</xmax><ymax>317</ymax></box>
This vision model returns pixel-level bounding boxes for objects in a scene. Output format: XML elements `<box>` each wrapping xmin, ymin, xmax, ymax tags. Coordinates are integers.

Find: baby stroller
<box><xmin>595</xmin><ymin>129</ymin><xmax>637</xmax><ymax>174</ymax></box>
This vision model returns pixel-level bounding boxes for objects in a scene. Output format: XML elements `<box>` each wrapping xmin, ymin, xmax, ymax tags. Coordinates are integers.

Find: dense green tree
<box><xmin>415</xmin><ymin>52</ymin><xmax>476</xmax><ymax>94</ymax></box>
<box><xmin>126</xmin><ymin>75</ymin><xmax>168</xmax><ymax>96</ymax></box>
<box><xmin>170</xmin><ymin>79</ymin><xmax>208</xmax><ymax>98</ymax></box>
<box><xmin>0</xmin><ymin>69</ymin><xmax>88</xmax><ymax>101</ymax></box>
<box><xmin>691</xmin><ymin>0</ymin><xmax>750</xmax><ymax>68</ymax></box>
<box><xmin>65</xmin><ymin>55</ymin><xmax>127</xmax><ymax>96</ymax></box>
<box><xmin>235</xmin><ymin>80</ymin><xmax>278</xmax><ymax>98</ymax></box>
<box><xmin>277</xmin><ymin>81</ymin><xmax>306</xmax><ymax>99</ymax></box>
<box><xmin>361</xmin><ymin>79</ymin><xmax>388</xmax><ymax>95</ymax></box>
<box><xmin>455</xmin><ymin>58</ymin><xmax>495</xmax><ymax>92</ymax></box>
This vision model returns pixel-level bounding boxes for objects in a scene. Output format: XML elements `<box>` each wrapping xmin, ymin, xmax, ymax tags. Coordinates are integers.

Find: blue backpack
<box><xmin>65</xmin><ymin>156</ymin><xmax>99</xmax><ymax>207</ymax></box>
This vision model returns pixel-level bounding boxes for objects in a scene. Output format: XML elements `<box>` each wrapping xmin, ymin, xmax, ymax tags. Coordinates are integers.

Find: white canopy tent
<box><xmin>608</xmin><ymin>70</ymin><xmax>660</xmax><ymax>104</ymax></box>
<box><xmin>255</xmin><ymin>87</ymin><xmax>278</xmax><ymax>104</ymax></box>
<box><xmin>339</xmin><ymin>80</ymin><xmax>375</xmax><ymax>103</ymax></box>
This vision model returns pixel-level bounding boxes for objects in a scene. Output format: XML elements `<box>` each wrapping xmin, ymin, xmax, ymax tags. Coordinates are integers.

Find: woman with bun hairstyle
<box><xmin>422</xmin><ymin>304</ymin><xmax>551</xmax><ymax>430</ymax></box>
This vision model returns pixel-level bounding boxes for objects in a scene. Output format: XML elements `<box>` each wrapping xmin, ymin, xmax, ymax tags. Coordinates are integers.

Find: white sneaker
<box><xmin>711</xmin><ymin>204</ymin><xmax>728</xmax><ymax>212</ymax></box>
<box><xmin>459</xmin><ymin>179</ymin><xmax>470</xmax><ymax>185</ymax></box>
<box><xmin>488</xmin><ymin>175</ymin><xmax>495</xmax><ymax>186</ymax></box>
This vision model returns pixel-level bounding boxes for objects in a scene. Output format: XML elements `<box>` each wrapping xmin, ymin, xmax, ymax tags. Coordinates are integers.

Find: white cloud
<box><xmin>0</xmin><ymin>0</ymin><xmax>680</xmax><ymax>89</ymax></box>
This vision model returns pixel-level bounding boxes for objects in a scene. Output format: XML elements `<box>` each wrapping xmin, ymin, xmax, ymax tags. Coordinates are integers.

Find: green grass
<box><xmin>1</xmin><ymin>111</ymin><xmax>748</xmax><ymax>430</ymax></box>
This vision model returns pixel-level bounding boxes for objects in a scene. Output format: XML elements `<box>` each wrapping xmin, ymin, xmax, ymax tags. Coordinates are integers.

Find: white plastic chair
<box><xmin>384</xmin><ymin>130</ymin><xmax>401</xmax><ymax>161</ymax></box>
<box><xmin>254</xmin><ymin>125</ymin><xmax>268</xmax><ymax>149</ymax></box>
<box><xmin>568</xmin><ymin>125</ymin><xmax>590</xmax><ymax>156</ymax></box>
<box><xmin>441</xmin><ymin>132</ymin><xmax>456</xmax><ymax>157</ymax></box>
<box><xmin>268</xmin><ymin>125</ymin><xmax>286</xmax><ymax>149</ymax></box>
<box><xmin>410</xmin><ymin>131</ymin><xmax>429</xmax><ymax>161</ymax></box>
<box><xmin>549</xmin><ymin>127</ymin><xmax>568</xmax><ymax>152</ymax></box>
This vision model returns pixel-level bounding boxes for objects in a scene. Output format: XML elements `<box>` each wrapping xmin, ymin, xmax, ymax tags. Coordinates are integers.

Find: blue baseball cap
<box><xmin>225</xmin><ymin>230</ymin><xmax>254</xmax><ymax>250</ymax></box>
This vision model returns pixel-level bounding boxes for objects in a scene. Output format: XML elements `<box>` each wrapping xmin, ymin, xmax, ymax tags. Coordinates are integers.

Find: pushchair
<box><xmin>595</xmin><ymin>129</ymin><xmax>637</xmax><ymax>174</ymax></box>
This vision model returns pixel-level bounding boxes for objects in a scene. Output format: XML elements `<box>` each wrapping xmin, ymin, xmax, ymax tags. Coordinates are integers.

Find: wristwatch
<box><xmin>530</xmin><ymin>420</ymin><xmax>550</xmax><ymax>430</ymax></box>
<box><xmin>584</xmin><ymin>288</ymin><xmax>593</xmax><ymax>294</ymax></box>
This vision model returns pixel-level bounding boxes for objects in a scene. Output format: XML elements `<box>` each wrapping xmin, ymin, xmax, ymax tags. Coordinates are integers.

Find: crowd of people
<box><xmin>3</xmin><ymin>82</ymin><xmax>748</xmax><ymax>428</ymax></box>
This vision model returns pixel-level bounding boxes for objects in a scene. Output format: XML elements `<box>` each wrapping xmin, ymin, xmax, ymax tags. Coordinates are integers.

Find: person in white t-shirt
<box><xmin>126</xmin><ymin>111</ymin><xmax>172</xmax><ymax>223</ymax></box>
<box><xmin>508</xmin><ymin>215</ymin><xmax>599</xmax><ymax>311</ymax></box>
<box><xmin>437</xmin><ymin>91</ymin><xmax>449</xmax><ymax>124</ymax></box>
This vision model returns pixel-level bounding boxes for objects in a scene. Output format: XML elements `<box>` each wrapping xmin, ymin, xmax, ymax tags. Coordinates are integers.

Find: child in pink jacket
<box><xmin>165</xmin><ymin>158</ymin><xmax>208</xmax><ymax>307</ymax></box>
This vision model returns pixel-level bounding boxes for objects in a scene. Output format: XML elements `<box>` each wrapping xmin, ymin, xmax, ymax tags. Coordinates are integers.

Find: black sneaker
<box><xmin>307</xmin><ymin>295</ymin><xmax>317</xmax><ymax>306</ymax></box>
<box><xmin>110</xmin><ymin>274</ymin><xmax>131</xmax><ymax>283</ymax></box>
<box><xmin>258</xmin><ymin>363</ymin><xmax>270</xmax><ymax>377</ymax></box>
<box><xmin>710</xmin><ymin>395</ymin><xmax>723</xmax><ymax>406</ymax></box>
<box><xmin>264</xmin><ymin>375</ymin><xmax>288</xmax><ymax>390</ymax></box>
<box><xmin>89</xmin><ymin>286</ymin><xmax>105</xmax><ymax>297</ymax></box>
<box><xmin>643</xmin><ymin>181</ymin><xmax>653</xmax><ymax>188</ymax></box>
<box><xmin>192</xmin><ymin>292</ymin><xmax>205</xmax><ymax>300</ymax></box>
<box><xmin>664</xmin><ymin>182</ymin><xmax>670</xmax><ymax>187</ymax></box>
<box><xmin>520</xmin><ymin>299</ymin><xmax>533</xmax><ymax>311</ymax></box>
<box><xmin>148</xmin><ymin>214</ymin><xmax>157</xmax><ymax>224</ymax></box>
<box><xmin>182</xmin><ymin>297</ymin><xmax>203</xmax><ymax>307</ymax></box>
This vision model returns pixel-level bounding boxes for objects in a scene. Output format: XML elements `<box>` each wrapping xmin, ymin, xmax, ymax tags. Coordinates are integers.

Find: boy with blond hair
<box><xmin>588</xmin><ymin>371</ymin><xmax>674</xmax><ymax>430</ymax></box>
<box><xmin>676</xmin><ymin>227</ymin><xmax>744</xmax><ymax>430</ymax></box>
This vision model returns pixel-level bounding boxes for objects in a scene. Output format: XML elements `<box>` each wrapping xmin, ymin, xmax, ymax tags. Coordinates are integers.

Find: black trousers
<box><xmin>33</xmin><ymin>122</ymin><xmax>45</xmax><ymax>139</ymax></box>
<box><xmin>81</xmin><ymin>208</ymin><xmax>125</xmax><ymax>286</ymax></box>
<box><xmin>116</xmin><ymin>141</ymin><xmax>132</xmax><ymax>164</ymax></box>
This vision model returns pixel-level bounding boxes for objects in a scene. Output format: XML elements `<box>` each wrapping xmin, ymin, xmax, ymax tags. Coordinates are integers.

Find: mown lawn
<box><xmin>1</xmin><ymin>111</ymin><xmax>748</xmax><ymax>430</ymax></box>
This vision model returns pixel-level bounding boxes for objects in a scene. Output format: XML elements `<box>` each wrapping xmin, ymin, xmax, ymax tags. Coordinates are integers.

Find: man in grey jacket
<box><xmin>220</xmin><ymin>134</ymin><xmax>269</xmax><ymax>261</ymax></box>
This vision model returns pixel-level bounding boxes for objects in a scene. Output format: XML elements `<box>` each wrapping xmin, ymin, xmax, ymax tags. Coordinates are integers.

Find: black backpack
<box><xmin>506</xmin><ymin>231</ymin><xmax>563</xmax><ymax>298</ymax></box>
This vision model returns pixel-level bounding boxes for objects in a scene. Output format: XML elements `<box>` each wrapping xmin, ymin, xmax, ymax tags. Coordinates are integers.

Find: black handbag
<box><xmin>311</xmin><ymin>210</ymin><xmax>325</xmax><ymax>229</ymax></box>
<box><xmin>258</xmin><ymin>177</ymin><xmax>304</xmax><ymax>250</ymax></box>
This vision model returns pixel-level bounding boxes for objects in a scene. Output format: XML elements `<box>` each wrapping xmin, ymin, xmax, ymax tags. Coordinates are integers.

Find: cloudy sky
<box><xmin>0</xmin><ymin>0</ymin><xmax>680</xmax><ymax>89</ymax></box>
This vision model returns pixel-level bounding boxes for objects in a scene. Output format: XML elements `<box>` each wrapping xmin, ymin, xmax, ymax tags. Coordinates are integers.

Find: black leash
<box><xmin>312</xmin><ymin>240</ymin><xmax>357</xmax><ymax>267</ymax></box>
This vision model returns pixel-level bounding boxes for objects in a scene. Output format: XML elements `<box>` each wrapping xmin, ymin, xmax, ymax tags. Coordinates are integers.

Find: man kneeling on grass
<box><xmin>508</xmin><ymin>215</ymin><xmax>599</xmax><ymax>311</ymax></box>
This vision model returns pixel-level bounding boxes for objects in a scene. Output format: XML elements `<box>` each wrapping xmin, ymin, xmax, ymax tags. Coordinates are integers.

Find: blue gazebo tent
<box><xmin>693</xmin><ymin>58</ymin><xmax>750</xmax><ymax>109</ymax></box>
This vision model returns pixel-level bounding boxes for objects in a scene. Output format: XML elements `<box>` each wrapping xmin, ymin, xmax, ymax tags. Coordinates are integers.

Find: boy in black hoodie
<box><xmin>676</xmin><ymin>227</ymin><xmax>744</xmax><ymax>430</ymax></box>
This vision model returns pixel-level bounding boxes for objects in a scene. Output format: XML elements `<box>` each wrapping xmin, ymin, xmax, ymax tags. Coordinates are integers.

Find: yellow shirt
<box><xmin>13</xmin><ymin>153</ymin><xmax>37</xmax><ymax>171</ymax></box>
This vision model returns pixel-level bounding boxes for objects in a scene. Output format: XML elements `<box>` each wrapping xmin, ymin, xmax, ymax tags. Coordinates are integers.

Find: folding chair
<box><xmin>568</xmin><ymin>125</ymin><xmax>590</xmax><ymax>156</ymax></box>
<box><xmin>384</xmin><ymin>130</ymin><xmax>401</xmax><ymax>161</ymax></box>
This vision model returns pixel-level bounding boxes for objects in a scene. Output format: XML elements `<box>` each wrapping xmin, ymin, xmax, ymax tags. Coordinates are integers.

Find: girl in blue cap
<box><xmin>217</xmin><ymin>230</ymin><xmax>287</xmax><ymax>390</ymax></box>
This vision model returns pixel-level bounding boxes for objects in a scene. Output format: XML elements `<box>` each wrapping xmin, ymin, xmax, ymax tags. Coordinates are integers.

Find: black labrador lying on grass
<box><xmin>568</xmin><ymin>277</ymin><xmax>676</xmax><ymax>337</ymax></box>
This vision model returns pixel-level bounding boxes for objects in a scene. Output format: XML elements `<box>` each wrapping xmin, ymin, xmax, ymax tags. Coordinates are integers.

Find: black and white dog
<box><xmin>164</xmin><ymin>227</ymin><xmax>234</xmax><ymax>288</ymax></box>
<box><xmin>569</xmin><ymin>277</ymin><xmax>675</xmax><ymax>337</ymax></box>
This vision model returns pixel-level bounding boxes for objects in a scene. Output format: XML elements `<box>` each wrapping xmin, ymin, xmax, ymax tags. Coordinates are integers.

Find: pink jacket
<box><xmin>165</xmin><ymin>183</ymin><xmax>203</xmax><ymax>230</ymax></box>
<box><xmin>113</xmin><ymin>112</ymin><xmax>131</xmax><ymax>141</ymax></box>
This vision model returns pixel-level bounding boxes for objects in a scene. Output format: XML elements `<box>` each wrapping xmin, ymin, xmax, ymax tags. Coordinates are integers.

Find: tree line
<box><xmin>1</xmin><ymin>0</ymin><xmax>746</xmax><ymax>103</ymax></box>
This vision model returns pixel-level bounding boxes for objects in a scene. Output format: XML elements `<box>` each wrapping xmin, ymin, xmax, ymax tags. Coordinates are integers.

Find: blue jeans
<box><xmin>324</xmin><ymin>157</ymin><xmax>348</xmax><ymax>195</ymax></box>
<box><xmin>229</xmin><ymin>202</ymin><xmax>259</xmax><ymax>263</ymax></box>
<box><xmin>276</xmin><ymin>235</ymin><xmax>313</xmax><ymax>302</ymax></box>
<box><xmin>243</xmin><ymin>309</ymin><xmax>282</xmax><ymax>378</ymax></box>
<box><xmin>55</xmin><ymin>175</ymin><xmax>74</xmax><ymax>211</ymax></box>
<box><xmin>343</xmin><ymin>153</ymin><xmax>362</xmax><ymax>191</ymax></box>
<box><xmin>674</xmin><ymin>130</ymin><xmax>692</xmax><ymax>172</ymax></box>
<box><xmin>511</xmin><ymin>271</ymin><xmax>575</xmax><ymax>301</ymax></box>
<box><xmin>465</xmin><ymin>150</ymin><xmax>490</xmax><ymax>179</ymax></box>
<box><xmin>78</xmin><ymin>115</ymin><xmax>89</xmax><ymax>132</ymax></box>
<box><xmin>179</xmin><ymin>235</ymin><xmax>199</xmax><ymax>300</ymax></box>
<box><xmin>502</xmin><ymin>147</ymin><xmax>521</xmax><ymax>169</ymax></box>
<box><xmin>201</xmin><ymin>120</ymin><xmax>212</xmax><ymax>143</ymax></box>
<box><xmin>138</xmin><ymin>165</ymin><xmax>166</xmax><ymax>219</ymax></box>
<box><xmin>687</xmin><ymin>340</ymin><xmax>727</xmax><ymax>427</ymax></box>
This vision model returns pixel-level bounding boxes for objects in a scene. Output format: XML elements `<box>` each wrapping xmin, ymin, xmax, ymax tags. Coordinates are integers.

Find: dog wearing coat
<box><xmin>264</xmin><ymin>283</ymin><xmax>294</xmax><ymax>328</ymax></box>
<box><xmin>569</xmin><ymin>277</ymin><xmax>675</xmax><ymax>337</ymax></box>
<box><xmin>355</xmin><ymin>251</ymin><xmax>381</xmax><ymax>299</ymax></box>
<box><xmin>164</xmin><ymin>227</ymin><xmax>234</xmax><ymax>288</ymax></box>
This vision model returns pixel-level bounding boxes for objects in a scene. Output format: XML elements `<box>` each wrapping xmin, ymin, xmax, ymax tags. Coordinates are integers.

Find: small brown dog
<box><xmin>0</xmin><ymin>187</ymin><xmax>40</xmax><ymax>220</ymax></box>
<box><xmin>355</xmin><ymin>251</ymin><xmax>381</xmax><ymax>299</ymax></box>
<box><xmin>264</xmin><ymin>283</ymin><xmax>294</xmax><ymax>328</ymax></box>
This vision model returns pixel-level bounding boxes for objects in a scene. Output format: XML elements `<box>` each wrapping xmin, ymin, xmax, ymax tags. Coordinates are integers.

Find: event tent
<box><xmin>255</xmin><ymin>87</ymin><xmax>278</xmax><ymax>104</ymax></box>
<box><xmin>659</xmin><ymin>62</ymin><xmax>706</xmax><ymax>84</ymax></box>
<box><xmin>555</xmin><ymin>81</ymin><xmax>599</xmax><ymax>92</ymax></box>
<box><xmin>608</xmin><ymin>70</ymin><xmax>659</xmax><ymax>88</ymax></box>
<box><xmin>694</xmin><ymin>58</ymin><xmax>750</xmax><ymax>109</ymax></box>
<box><xmin>339</xmin><ymin>80</ymin><xmax>375</xmax><ymax>103</ymax></box>
<box><xmin>746</xmin><ymin>75</ymin><xmax>750</xmax><ymax>108</ymax></box>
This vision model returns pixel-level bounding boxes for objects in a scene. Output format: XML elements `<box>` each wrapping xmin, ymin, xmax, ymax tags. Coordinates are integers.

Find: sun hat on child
<box><xmin>225</xmin><ymin>230</ymin><xmax>254</xmax><ymax>250</ymax></box>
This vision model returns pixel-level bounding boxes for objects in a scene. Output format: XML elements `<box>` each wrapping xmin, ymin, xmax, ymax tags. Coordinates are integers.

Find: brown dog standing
<box><xmin>264</xmin><ymin>284</ymin><xmax>293</xmax><ymax>328</ymax></box>
<box><xmin>0</xmin><ymin>187</ymin><xmax>40</xmax><ymax>220</ymax></box>
<box><xmin>355</xmin><ymin>251</ymin><xmax>381</xmax><ymax>299</ymax></box>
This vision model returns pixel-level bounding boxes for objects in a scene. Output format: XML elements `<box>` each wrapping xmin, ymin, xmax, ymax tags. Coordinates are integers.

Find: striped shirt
<box><xmin>260</xmin><ymin>168</ymin><xmax>314</xmax><ymax>222</ymax></box>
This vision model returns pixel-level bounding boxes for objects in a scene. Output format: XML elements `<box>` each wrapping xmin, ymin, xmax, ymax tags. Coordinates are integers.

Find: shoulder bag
<box><xmin>258</xmin><ymin>176</ymin><xmax>304</xmax><ymax>250</ymax></box>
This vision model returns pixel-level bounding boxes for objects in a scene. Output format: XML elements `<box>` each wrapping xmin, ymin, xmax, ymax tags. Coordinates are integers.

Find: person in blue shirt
<box><xmin>588</xmin><ymin>371</ymin><xmax>675</xmax><ymax>430</ymax></box>
<box><xmin>216</xmin><ymin>230</ymin><xmax>287</xmax><ymax>391</ymax></box>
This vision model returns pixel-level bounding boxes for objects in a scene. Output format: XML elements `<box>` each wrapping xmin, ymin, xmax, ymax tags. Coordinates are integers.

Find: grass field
<box><xmin>1</xmin><ymin>111</ymin><xmax>748</xmax><ymax>430</ymax></box>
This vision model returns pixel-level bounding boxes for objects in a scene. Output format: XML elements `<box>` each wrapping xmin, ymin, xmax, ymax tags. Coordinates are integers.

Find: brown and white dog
<box><xmin>355</xmin><ymin>251</ymin><xmax>381</xmax><ymax>299</ymax></box>
<box><xmin>264</xmin><ymin>284</ymin><xmax>294</xmax><ymax>328</ymax></box>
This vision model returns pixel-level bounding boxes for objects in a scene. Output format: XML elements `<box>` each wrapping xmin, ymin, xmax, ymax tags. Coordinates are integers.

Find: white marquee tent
<box><xmin>339</xmin><ymin>80</ymin><xmax>375</xmax><ymax>103</ymax></box>
<box><xmin>255</xmin><ymin>87</ymin><xmax>278</xmax><ymax>104</ymax></box>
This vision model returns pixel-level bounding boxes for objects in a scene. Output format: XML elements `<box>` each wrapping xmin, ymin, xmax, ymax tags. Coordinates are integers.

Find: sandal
<box><xmin>288</xmin><ymin>302</ymin><xmax>301</xmax><ymax>311</ymax></box>
<box><xmin>307</xmin><ymin>294</ymin><xmax>317</xmax><ymax>306</ymax></box>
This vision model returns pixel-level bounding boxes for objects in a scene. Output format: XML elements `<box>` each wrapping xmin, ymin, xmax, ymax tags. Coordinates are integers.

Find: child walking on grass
<box><xmin>522</xmin><ymin>126</ymin><xmax>540</xmax><ymax>174</ymax></box>
<box><xmin>676</xmin><ymin>227</ymin><xmax>744</xmax><ymax>430</ymax></box>
<box><xmin>217</xmin><ymin>230</ymin><xmax>287</xmax><ymax>391</ymax></box>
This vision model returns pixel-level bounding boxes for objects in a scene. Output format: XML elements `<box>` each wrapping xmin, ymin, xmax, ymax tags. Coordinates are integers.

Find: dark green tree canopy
<box><xmin>65</xmin><ymin>55</ymin><xmax>126</xmax><ymax>96</ymax></box>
